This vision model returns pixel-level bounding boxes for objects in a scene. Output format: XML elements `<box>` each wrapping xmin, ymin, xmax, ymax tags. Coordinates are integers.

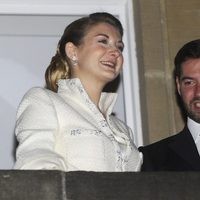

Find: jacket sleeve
<box><xmin>138</xmin><ymin>146</ymin><xmax>155</xmax><ymax>171</ymax></box>
<box><xmin>14</xmin><ymin>87</ymin><xmax>67</xmax><ymax>171</ymax></box>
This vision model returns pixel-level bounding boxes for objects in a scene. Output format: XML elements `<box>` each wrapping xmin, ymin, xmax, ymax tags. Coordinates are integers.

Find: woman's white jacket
<box><xmin>14</xmin><ymin>78</ymin><xmax>142</xmax><ymax>171</ymax></box>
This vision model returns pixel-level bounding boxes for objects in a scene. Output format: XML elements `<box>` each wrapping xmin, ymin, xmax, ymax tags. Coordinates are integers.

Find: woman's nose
<box><xmin>109</xmin><ymin>46</ymin><xmax>121</xmax><ymax>58</ymax></box>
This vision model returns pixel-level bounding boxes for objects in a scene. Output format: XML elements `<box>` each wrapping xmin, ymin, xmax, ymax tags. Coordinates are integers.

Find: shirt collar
<box><xmin>57</xmin><ymin>78</ymin><xmax>117</xmax><ymax>116</ymax></box>
<box><xmin>187</xmin><ymin>117</ymin><xmax>200</xmax><ymax>143</ymax></box>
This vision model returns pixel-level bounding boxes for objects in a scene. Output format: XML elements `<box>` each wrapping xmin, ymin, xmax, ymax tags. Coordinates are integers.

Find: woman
<box><xmin>14</xmin><ymin>12</ymin><xmax>142</xmax><ymax>171</ymax></box>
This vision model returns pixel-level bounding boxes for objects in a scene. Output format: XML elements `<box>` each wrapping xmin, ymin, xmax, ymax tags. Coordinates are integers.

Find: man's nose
<box><xmin>195</xmin><ymin>83</ymin><xmax>200</xmax><ymax>96</ymax></box>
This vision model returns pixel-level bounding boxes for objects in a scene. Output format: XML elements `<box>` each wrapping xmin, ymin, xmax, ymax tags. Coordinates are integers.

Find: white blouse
<box><xmin>14</xmin><ymin>78</ymin><xmax>142</xmax><ymax>171</ymax></box>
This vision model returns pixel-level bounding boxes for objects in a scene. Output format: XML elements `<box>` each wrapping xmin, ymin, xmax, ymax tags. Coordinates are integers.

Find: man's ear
<box><xmin>176</xmin><ymin>76</ymin><xmax>181</xmax><ymax>96</ymax></box>
<box><xmin>65</xmin><ymin>42</ymin><xmax>77</xmax><ymax>59</ymax></box>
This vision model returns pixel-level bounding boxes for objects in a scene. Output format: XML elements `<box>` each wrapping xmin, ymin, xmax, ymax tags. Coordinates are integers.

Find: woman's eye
<box><xmin>117</xmin><ymin>46</ymin><xmax>124</xmax><ymax>52</ymax></box>
<box><xmin>98</xmin><ymin>39</ymin><xmax>108</xmax><ymax>44</ymax></box>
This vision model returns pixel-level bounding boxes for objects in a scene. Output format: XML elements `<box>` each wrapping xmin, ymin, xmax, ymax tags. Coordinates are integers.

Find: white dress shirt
<box><xmin>187</xmin><ymin>117</ymin><xmax>200</xmax><ymax>155</ymax></box>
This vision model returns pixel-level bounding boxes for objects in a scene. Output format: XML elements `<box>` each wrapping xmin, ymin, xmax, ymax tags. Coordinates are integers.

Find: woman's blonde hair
<box><xmin>45</xmin><ymin>12</ymin><xmax>123</xmax><ymax>92</ymax></box>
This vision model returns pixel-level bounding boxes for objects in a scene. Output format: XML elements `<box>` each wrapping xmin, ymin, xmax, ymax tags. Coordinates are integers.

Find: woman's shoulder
<box><xmin>23</xmin><ymin>87</ymin><xmax>56</xmax><ymax>100</ymax></box>
<box><xmin>17</xmin><ymin>87</ymin><xmax>58</xmax><ymax>116</ymax></box>
<box><xmin>25</xmin><ymin>87</ymin><xmax>50</xmax><ymax>96</ymax></box>
<box><xmin>18</xmin><ymin>87</ymin><xmax>58</xmax><ymax>108</ymax></box>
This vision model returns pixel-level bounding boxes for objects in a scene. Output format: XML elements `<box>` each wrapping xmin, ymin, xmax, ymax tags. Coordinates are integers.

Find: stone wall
<box><xmin>134</xmin><ymin>0</ymin><xmax>200</xmax><ymax>144</ymax></box>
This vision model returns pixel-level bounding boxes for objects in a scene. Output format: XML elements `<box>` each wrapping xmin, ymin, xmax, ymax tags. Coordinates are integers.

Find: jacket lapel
<box><xmin>169</xmin><ymin>127</ymin><xmax>200</xmax><ymax>170</ymax></box>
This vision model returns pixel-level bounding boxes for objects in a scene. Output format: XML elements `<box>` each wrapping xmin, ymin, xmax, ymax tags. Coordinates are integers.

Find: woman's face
<box><xmin>71</xmin><ymin>22</ymin><xmax>124</xmax><ymax>85</ymax></box>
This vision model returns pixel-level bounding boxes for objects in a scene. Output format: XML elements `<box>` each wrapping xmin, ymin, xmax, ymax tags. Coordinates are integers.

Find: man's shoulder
<box><xmin>139</xmin><ymin>130</ymin><xmax>185</xmax><ymax>153</ymax></box>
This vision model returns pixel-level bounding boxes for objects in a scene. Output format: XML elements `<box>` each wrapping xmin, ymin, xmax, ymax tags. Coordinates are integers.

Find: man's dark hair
<box><xmin>174</xmin><ymin>39</ymin><xmax>200</xmax><ymax>79</ymax></box>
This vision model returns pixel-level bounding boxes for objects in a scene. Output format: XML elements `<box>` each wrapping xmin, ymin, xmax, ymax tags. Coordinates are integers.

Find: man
<box><xmin>139</xmin><ymin>39</ymin><xmax>200</xmax><ymax>171</ymax></box>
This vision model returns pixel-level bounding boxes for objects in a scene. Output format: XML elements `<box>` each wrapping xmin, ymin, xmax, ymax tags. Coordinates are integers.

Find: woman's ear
<box><xmin>65</xmin><ymin>42</ymin><xmax>77</xmax><ymax>60</ymax></box>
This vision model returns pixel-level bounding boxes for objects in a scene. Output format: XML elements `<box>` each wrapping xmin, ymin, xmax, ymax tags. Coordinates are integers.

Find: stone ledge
<box><xmin>0</xmin><ymin>170</ymin><xmax>200</xmax><ymax>200</ymax></box>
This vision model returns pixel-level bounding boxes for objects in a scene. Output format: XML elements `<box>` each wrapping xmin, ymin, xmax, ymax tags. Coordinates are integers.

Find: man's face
<box><xmin>176</xmin><ymin>58</ymin><xmax>200</xmax><ymax>123</ymax></box>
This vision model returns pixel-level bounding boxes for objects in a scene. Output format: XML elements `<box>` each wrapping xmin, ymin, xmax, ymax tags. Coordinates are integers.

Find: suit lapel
<box><xmin>169</xmin><ymin>127</ymin><xmax>200</xmax><ymax>170</ymax></box>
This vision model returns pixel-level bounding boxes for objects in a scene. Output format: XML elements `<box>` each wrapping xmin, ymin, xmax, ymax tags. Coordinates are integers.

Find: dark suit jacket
<box><xmin>139</xmin><ymin>126</ymin><xmax>200</xmax><ymax>171</ymax></box>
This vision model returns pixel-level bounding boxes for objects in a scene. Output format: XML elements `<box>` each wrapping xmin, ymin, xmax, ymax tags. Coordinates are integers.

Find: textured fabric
<box><xmin>14</xmin><ymin>78</ymin><xmax>142</xmax><ymax>172</ymax></box>
<box><xmin>139</xmin><ymin>126</ymin><xmax>200</xmax><ymax>171</ymax></box>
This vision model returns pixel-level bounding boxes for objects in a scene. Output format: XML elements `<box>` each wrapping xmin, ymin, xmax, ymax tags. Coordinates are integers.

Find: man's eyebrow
<box><xmin>181</xmin><ymin>76</ymin><xmax>193</xmax><ymax>81</ymax></box>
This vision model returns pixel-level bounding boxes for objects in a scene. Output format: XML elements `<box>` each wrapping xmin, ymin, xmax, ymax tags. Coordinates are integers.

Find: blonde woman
<box><xmin>14</xmin><ymin>12</ymin><xmax>142</xmax><ymax>172</ymax></box>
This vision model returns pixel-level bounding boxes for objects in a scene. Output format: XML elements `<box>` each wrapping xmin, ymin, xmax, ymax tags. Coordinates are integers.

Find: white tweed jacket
<box><xmin>14</xmin><ymin>78</ymin><xmax>142</xmax><ymax>171</ymax></box>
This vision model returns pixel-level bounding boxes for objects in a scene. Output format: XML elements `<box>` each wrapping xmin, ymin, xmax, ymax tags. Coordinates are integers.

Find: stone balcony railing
<box><xmin>0</xmin><ymin>170</ymin><xmax>200</xmax><ymax>200</ymax></box>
